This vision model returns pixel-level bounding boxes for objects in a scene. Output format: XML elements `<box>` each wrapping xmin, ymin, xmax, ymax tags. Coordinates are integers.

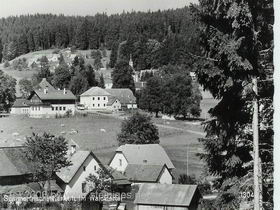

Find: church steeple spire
<box><xmin>129</xmin><ymin>54</ymin><xmax>133</xmax><ymax>69</ymax></box>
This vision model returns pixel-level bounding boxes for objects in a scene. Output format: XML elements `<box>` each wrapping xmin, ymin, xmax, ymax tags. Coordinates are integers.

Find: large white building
<box><xmin>11</xmin><ymin>78</ymin><xmax>76</xmax><ymax>118</ymax></box>
<box><xmin>80</xmin><ymin>87</ymin><xmax>137</xmax><ymax>111</ymax></box>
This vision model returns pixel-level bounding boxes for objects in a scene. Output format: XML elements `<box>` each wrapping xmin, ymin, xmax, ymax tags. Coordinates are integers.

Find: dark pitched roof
<box><xmin>107</xmin><ymin>96</ymin><xmax>118</xmax><ymax>106</ymax></box>
<box><xmin>106</xmin><ymin>89</ymin><xmax>136</xmax><ymax>104</ymax></box>
<box><xmin>29</xmin><ymin>89</ymin><xmax>76</xmax><ymax>101</ymax></box>
<box><xmin>12</xmin><ymin>99</ymin><xmax>30</xmax><ymax>108</ymax></box>
<box><xmin>56</xmin><ymin>150</ymin><xmax>91</xmax><ymax>183</ymax></box>
<box><xmin>80</xmin><ymin>87</ymin><xmax>110</xmax><ymax>96</ymax></box>
<box><xmin>0</xmin><ymin>182</ymin><xmax>42</xmax><ymax>194</ymax></box>
<box><xmin>114</xmin><ymin>144</ymin><xmax>175</xmax><ymax>169</ymax></box>
<box><xmin>29</xmin><ymin>78</ymin><xmax>76</xmax><ymax>101</ymax></box>
<box><xmin>38</xmin><ymin>78</ymin><xmax>56</xmax><ymax>91</ymax></box>
<box><xmin>134</xmin><ymin>183</ymin><xmax>200</xmax><ymax>206</ymax></box>
<box><xmin>56</xmin><ymin>150</ymin><xmax>102</xmax><ymax>184</ymax></box>
<box><xmin>124</xmin><ymin>164</ymin><xmax>167</xmax><ymax>182</ymax></box>
<box><xmin>0</xmin><ymin>147</ymin><xmax>32</xmax><ymax>177</ymax></box>
<box><xmin>103</xmin><ymin>165</ymin><xmax>131</xmax><ymax>186</ymax></box>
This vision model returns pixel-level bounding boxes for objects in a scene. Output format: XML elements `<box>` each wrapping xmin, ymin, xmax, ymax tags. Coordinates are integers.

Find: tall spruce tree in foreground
<box><xmin>117</xmin><ymin>112</ymin><xmax>159</xmax><ymax>145</ymax></box>
<box><xmin>193</xmin><ymin>0</ymin><xmax>273</xmax><ymax>208</ymax></box>
<box><xmin>24</xmin><ymin>132</ymin><xmax>71</xmax><ymax>194</ymax></box>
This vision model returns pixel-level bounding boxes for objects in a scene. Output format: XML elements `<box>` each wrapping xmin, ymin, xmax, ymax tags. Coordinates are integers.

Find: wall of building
<box><xmin>109</xmin><ymin>153</ymin><xmax>128</xmax><ymax>173</ymax></box>
<box><xmin>29</xmin><ymin>104</ymin><xmax>75</xmax><ymax>118</ymax></box>
<box><xmin>107</xmin><ymin>100</ymin><xmax>122</xmax><ymax>111</ymax></box>
<box><xmin>158</xmin><ymin>167</ymin><xmax>173</xmax><ymax>184</ymax></box>
<box><xmin>80</xmin><ymin>96</ymin><xmax>108</xmax><ymax>110</ymax></box>
<box><xmin>10</xmin><ymin>107</ymin><xmax>29</xmax><ymax>115</ymax></box>
<box><xmin>63</xmin><ymin>154</ymin><xmax>100</xmax><ymax>198</ymax></box>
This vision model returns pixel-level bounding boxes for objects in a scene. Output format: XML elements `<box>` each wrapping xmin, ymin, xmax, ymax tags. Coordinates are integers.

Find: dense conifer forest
<box><xmin>0</xmin><ymin>7</ymin><xmax>200</xmax><ymax>69</ymax></box>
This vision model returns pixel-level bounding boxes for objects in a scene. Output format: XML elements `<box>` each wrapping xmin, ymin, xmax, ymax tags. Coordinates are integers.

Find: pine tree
<box><xmin>194</xmin><ymin>0</ymin><xmax>273</xmax><ymax>208</ymax></box>
<box><xmin>99</xmin><ymin>73</ymin><xmax>105</xmax><ymax>88</ymax></box>
<box><xmin>112</xmin><ymin>60</ymin><xmax>135</xmax><ymax>93</ymax></box>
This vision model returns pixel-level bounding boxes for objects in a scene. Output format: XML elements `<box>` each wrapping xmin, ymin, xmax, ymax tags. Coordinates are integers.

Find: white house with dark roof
<box><xmin>55</xmin><ymin>147</ymin><xmax>131</xmax><ymax>198</ymax></box>
<box><xmin>55</xmin><ymin>149</ymin><xmax>103</xmax><ymax>198</ymax></box>
<box><xmin>109</xmin><ymin>144</ymin><xmax>175</xmax><ymax>184</ymax></box>
<box><xmin>80</xmin><ymin>87</ymin><xmax>137</xmax><ymax>111</ymax></box>
<box><xmin>11</xmin><ymin>78</ymin><xmax>76</xmax><ymax>118</ymax></box>
<box><xmin>80</xmin><ymin>87</ymin><xmax>111</xmax><ymax>110</ymax></box>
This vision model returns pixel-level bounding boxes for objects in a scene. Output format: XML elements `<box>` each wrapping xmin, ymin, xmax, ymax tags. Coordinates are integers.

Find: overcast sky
<box><xmin>0</xmin><ymin>0</ymin><xmax>198</xmax><ymax>18</ymax></box>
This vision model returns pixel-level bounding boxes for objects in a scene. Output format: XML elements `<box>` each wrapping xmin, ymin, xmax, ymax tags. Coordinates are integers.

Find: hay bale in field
<box><xmin>12</xmin><ymin>132</ymin><xmax>19</xmax><ymax>136</ymax></box>
<box><xmin>100</xmin><ymin>128</ymin><xmax>106</xmax><ymax>133</ymax></box>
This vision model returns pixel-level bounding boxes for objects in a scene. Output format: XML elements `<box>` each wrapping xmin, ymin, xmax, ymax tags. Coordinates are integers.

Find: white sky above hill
<box><xmin>0</xmin><ymin>0</ymin><xmax>198</xmax><ymax>17</ymax></box>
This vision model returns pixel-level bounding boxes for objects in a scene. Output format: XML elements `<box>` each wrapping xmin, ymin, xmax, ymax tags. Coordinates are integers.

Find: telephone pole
<box><xmin>252</xmin><ymin>77</ymin><xmax>260</xmax><ymax>210</ymax></box>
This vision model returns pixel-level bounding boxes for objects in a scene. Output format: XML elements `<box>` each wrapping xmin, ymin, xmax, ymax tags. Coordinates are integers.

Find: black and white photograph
<box><xmin>0</xmin><ymin>0</ymin><xmax>276</xmax><ymax>209</ymax></box>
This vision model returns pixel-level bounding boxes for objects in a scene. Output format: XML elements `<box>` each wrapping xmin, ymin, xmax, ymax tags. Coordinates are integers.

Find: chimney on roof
<box><xmin>63</xmin><ymin>88</ymin><xmax>67</xmax><ymax>94</ymax></box>
<box><xmin>70</xmin><ymin>144</ymin><xmax>76</xmax><ymax>155</ymax></box>
<box><xmin>44</xmin><ymin>86</ymin><xmax>48</xmax><ymax>94</ymax></box>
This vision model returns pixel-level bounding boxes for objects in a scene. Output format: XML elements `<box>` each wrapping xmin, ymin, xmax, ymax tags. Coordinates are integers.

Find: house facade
<box><xmin>56</xmin><ymin>149</ymin><xmax>102</xmax><ymax>198</ymax></box>
<box><xmin>11</xmin><ymin>78</ymin><xmax>76</xmax><ymax>118</ymax></box>
<box><xmin>80</xmin><ymin>87</ymin><xmax>137</xmax><ymax>111</ymax></box>
<box><xmin>109</xmin><ymin>144</ymin><xmax>175</xmax><ymax>184</ymax></box>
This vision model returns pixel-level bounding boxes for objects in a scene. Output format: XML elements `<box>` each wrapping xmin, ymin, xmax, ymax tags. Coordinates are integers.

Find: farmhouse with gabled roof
<box><xmin>11</xmin><ymin>78</ymin><xmax>76</xmax><ymax>117</ymax></box>
<box><xmin>109</xmin><ymin>144</ymin><xmax>175</xmax><ymax>184</ymax></box>
<box><xmin>80</xmin><ymin>87</ymin><xmax>136</xmax><ymax>111</ymax></box>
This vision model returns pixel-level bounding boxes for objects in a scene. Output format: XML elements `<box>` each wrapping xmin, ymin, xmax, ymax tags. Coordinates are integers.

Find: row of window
<box><xmin>31</xmin><ymin>106</ymin><xmax>40</xmax><ymax>111</ymax></box>
<box><xmin>93</xmin><ymin>104</ymin><xmax>106</xmax><ymax>107</ymax></box>
<box><xmin>93</xmin><ymin>97</ymin><xmax>106</xmax><ymax>101</ymax></box>
<box><xmin>52</xmin><ymin>106</ymin><xmax>66</xmax><ymax>111</ymax></box>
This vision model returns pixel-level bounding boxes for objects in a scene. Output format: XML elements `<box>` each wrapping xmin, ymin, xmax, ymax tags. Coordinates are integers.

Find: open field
<box><xmin>0</xmin><ymin>113</ymin><xmax>205</xmax><ymax>180</ymax></box>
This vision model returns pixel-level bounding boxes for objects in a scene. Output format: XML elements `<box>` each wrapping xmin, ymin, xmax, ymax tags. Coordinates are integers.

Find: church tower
<box><xmin>129</xmin><ymin>54</ymin><xmax>134</xmax><ymax>68</ymax></box>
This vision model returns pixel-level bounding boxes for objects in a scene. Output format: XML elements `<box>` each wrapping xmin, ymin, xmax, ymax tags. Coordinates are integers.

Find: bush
<box><xmin>4</xmin><ymin>61</ymin><xmax>10</xmax><ymax>68</ymax></box>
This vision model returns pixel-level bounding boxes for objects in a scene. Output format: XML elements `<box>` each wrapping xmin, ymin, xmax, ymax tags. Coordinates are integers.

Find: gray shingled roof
<box><xmin>32</xmin><ymin>89</ymin><xmax>76</xmax><ymax>101</ymax></box>
<box><xmin>56</xmin><ymin>150</ymin><xmax>91</xmax><ymax>183</ymax></box>
<box><xmin>115</xmin><ymin>144</ymin><xmax>175</xmax><ymax>169</ymax></box>
<box><xmin>134</xmin><ymin>183</ymin><xmax>199</xmax><ymax>206</ymax></box>
<box><xmin>80</xmin><ymin>87</ymin><xmax>110</xmax><ymax>97</ymax></box>
<box><xmin>124</xmin><ymin>164</ymin><xmax>167</xmax><ymax>182</ymax></box>
<box><xmin>38</xmin><ymin>78</ymin><xmax>56</xmax><ymax>91</ymax></box>
<box><xmin>12</xmin><ymin>98</ymin><xmax>30</xmax><ymax>108</ymax></box>
<box><xmin>107</xmin><ymin>96</ymin><xmax>118</xmax><ymax>106</ymax></box>
<box><xmin>105</xmin><ymin>89</ymin><xmax>136</xmax><ymax>104</ymax></box>
<box><xmin>0</xmin><ymin>147</ymin><xmax>32</xmax><ymax>177</ymax></box>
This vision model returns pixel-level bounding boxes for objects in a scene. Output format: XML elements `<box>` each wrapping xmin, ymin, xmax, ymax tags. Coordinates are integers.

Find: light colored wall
<box><xmin>158</xmin><ymin>167</ymin><xmax>172</xmax><ymax>184</ymax></box>
<box><xmin>10</xmin><ymin>107</ymin><xmax>29</xmax><ymax>114</ymax></box>
<box><xmin>105</xmin><ymin>83</ymin><xmax>113</xmax><ymax>89</ymax></box>
<box><xmin>107</xmin><ymin>100</ymin><xmax>121</xmax><ymax>111</ymax></box>
<box><xmin>127</xmin><ymin>104</ymin><xmax>138</xmax><ymax>109</ymax></box>
<box><xmin>63</xmin><ymin>154</ymin><xmax>100</xmax><ymax>198</ymax></box>
<box><xmin>80</xmin><ymin>95</ymin><xmax>108</xmax><ymax>110</ymax></box>
<box><xmin>29</xmin><ymin>104</ymin><xmax>75</xmax><ymax>118</ymax></box>
<box><xmin>109</xmin><ymin>153</ymin><xmax>128</xmax><ymax>173</ymax></box>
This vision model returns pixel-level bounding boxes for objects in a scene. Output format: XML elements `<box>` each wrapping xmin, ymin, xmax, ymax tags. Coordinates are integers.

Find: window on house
<box><xmin>83</xmin><ymin>166</ymin><xmax>86</xmax><ymax>171</ymax></box>
<box><xmin>92</xmin><ymin>97</ymin><xmax>95</xmax><ymax>100</ymax></box>
<box><xmin>52</xmin><ymin>107</ymin><xmax>54</xmax><ymax>111</ymax></box>
<box><xmin>59</xmin><ymin>107</ymin><xmax>62</xmax><ymax>111</ymax></box>
<box><xmin>103</xmin><ymin>97</ymin><xmax>106</xmax><ymax>100</ymax></box>
<box><xmin>98</xmin><ymin>104</ymin><xmax>100</xmax><ymax>107</ymax></box>
<box><xmin>119</xmin><ymin>159</ymin><xmax>122</xmax><ymax>167</ymax></box>
<box><xmin>98</xmin><ymin>97</ymin><xmax>100</xmax><ymax>100</ymax></box>
<box><xmin>94</xmin><ymin>165</ymin><xmax>97</xmax><ymax>171</ymax></box>
<box><xmin>56</xmin><ymin>107</ymin><xmax>58</xmax><ymax>111</ymax></box>
<box><xmin>104</xmin><ymin>104</ymin><xmax>106</xmax><ymax>107</ymax></box>
<box><xmin>38</xmin><ymin>107</ymin><xmax>40</xmax><ymax>111</ymax></box>
<box><xmin>82</xmin><ymin>182</ymin><xmax>87</xmax><ymax>193</ymax></box>
<box><xmin>93</xmin><ymin>104</ymin><xmax>95</xmax><ymax>107</ymax></box>
<box><xmin>63</xmin><ymin>107</ymin><xmax>66</xmax><ymax>111</ymax></box>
